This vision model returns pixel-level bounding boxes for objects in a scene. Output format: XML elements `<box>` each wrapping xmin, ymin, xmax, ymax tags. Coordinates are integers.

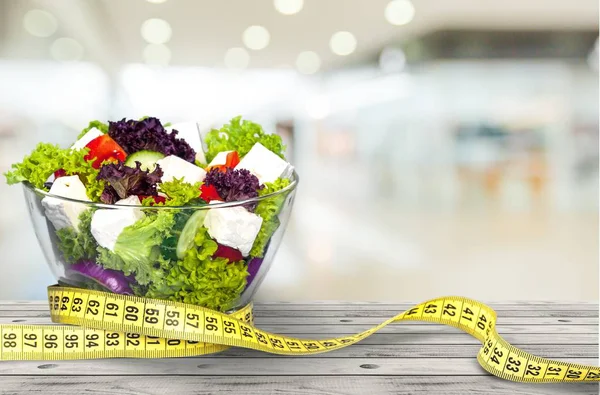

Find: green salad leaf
<box><xmin>56</xmin><ymin>209</ymin><xmax>97</xmax><ymax>264</ymax></box>
<box><xmin>3</xmin><ymin>143</ymin><xmax>105</xmax><ymax>201</ymax></box>
<box><xmin>146</xmin><ymin>227</ymin><xmax>248</xmax><ymax>311</ymax></box>
<box><xmin>77</xmin><ymin>120</ymin><xmax>108</xmax><ymax>139</ymax></box>
<box><xmin>5</xmin><ymin>143</ymin><xmax>79</xmax><ymax>188</ymax></box>
<box><xmin>97</xmin><ymin>210</ymin><xmax>175</xmax><ymax>285</ymax></box>
<box><xmin>142</xmin><ymin>178</ymin><xmax>203</xmax><ymax>207</ymax></box>
<box><xmin>249</xmin><ymin>177</ymin><xmax>290</xmax><ymax>257</ymax></box>
<box><xmin>204</xmin><ymin>116</ymin><xmax>286</xmax><ymax>162</ymax></box>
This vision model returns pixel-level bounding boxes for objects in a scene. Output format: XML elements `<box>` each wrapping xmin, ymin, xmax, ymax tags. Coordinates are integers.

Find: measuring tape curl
<box><xmin>0</xmin><ymin>286</ymin><xmax>597</xmax><ymax>384</ymax></box>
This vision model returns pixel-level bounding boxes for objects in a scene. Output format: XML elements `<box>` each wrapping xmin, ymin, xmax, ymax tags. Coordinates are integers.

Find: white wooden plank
<box><xmin>346</xmin><ymin>333</ymin><xmax>599</xmax><ymax>345</ymax></box>
<box><xmin>235</xmin><ymin>324</ymin><xmax>598</xmax><ymax>335</ymax></box>
<box><xmin>0</xmin><ymin>318</ymin><xmax>595</xmax><ymax>346</ymax></box>
<box><xmin>254</xmin><ymin>303</ymin><xmax>599</xmax><ymax>311</ymax></box>
<box><xmin>209</xmin><ymin>344</ymin><xmax>597</xmax><ymax>359</ymax></box>
<box><xmin>2</xmin><ymin>308</ymin><xmax>597</xmax><ymax>319</ymax></box>
<box><xmin>255</xmin><ymin>300</ymin><xmax>600</xmax><ymax>306</ymax></box>
<box><xmin>243</xmin><ymin>316</ymin><xmax>600</xmax><ymax>325</ymax></box>
<box><xmin>0</xmin><ymin>302</ymin><xmax>598</xmax><ymax>308</ymax></box>
<box><xmin>0</xmin><ymin>317</ymin><xmax>595</xmax><ymax>334</ymax></box>
<box><xmin>0</xmin><ymin>357</ymin><xmax>596</xmax><ymax>376</ymax></box>
<box><xmin>253</xmin><ymin>317</ymin><xmax>598</xmax><ymax>325</ymax></box>
<box><xmin>0</xmin><ymin>311</ymin><xmax>595</xmax><ymax>325</ymax></box>
<box><xmin>254</xmin><ymin>309</ymin><xmax>600</xmax><ymax>318</ymax></box>
<box><xmin>0</xmin><ymin>376</ymin><xmax>596</xmax><ymax>395</ymax></box>
<box><xmin>0</xmin><ymin>302</ymin><xmax>597</xmax><ymax>311</ymax></box>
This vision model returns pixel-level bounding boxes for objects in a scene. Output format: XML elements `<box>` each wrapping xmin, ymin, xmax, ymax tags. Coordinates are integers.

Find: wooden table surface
<box><xmin>0</xmin><ymin>300</ymin><xmax>598</xmax><ymax>394</ymax></box>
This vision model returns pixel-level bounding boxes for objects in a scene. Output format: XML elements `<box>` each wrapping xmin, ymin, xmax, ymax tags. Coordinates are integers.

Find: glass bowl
<box><xmin>22</xmin><ymin>172</ymin><xmax>298</xmax><ymax>312</ymax></box>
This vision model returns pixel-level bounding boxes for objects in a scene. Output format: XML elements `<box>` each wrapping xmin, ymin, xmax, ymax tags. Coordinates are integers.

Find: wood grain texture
<box><xmin>0</xmin><ymin>376</ymin><xmax>598</xmax><ymax>395</ymax></box>
<box><xmin>1</xmin><ymin>310</ymin><xmax>597</xmax><ymax>325</ymax></box>
<box><xmin>203</xmin><ymin>344</ymin><xmax>598</xmax><ymax>359</ymax></box>
<box><xmin>0</xmin><ymin>318</ymin><xmax>595</xmax><ymax>335</ymax></box>
<box><xmin>0</xmin><ymin>301</ymin><xmax>598</xmax><ymax>310</ymax></box>
<box><xmin>0</xmin><ymin>301</ymin><xmax>597</xmax><ymax>394</ymax></box>
<box><xmin>1</xmin><ymin>358</ymin><xmax>598</xmax><ymax>376</ymax></box>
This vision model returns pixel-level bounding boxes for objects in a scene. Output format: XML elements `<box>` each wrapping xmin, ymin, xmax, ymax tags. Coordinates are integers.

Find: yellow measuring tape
<box><xmin>0</xmin><ymin>286</ymin><xmax>597</xmax><ymax>383</ymax></box>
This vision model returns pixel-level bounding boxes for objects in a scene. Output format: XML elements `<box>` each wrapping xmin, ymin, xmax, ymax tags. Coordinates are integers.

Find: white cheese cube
<box><xmin>204</xmin><ymin>204</ymin><xmax>263</xmax><ymax>256</ymax></box>
<box><xmin>235</xmin><ymin>143</ymin><xmax>293</xmax><ymax>184</ymax></box>
<box><xmin>71</xmin><ymin>128</ymin><xmax>103</xmax><ymax>151</ymax></box>
<box><xmin>156</xmin><ymin>155</ymin><xmax>207</xmax><ymax>184</ymax></box>
<box><xmin>195</xmin><ymin>150</ymin><xmax>207</xmax><ymax>166</ymax></box>
<box><xmin>165</xmin><ymin>122</ymin><xmax>207</xmax><ymax>165</ymax></box>
<box><xmin>91</xmin><ymin>206</ymin><xmax>145</xmax><ymax>251</ymax></box>
<box><xmin>42</xmin><ymin>175</ymin><xmax>90</xmax><ymax>230</ymax></box>
<box><xmin>207</xmin><ymin>150</ymin><xmax>233</xmax><ymax>168</ymax></box>
<box><xmin>115</xmin><ymin>196</ymin><xmax>142</xmax><ymax>206</ymax></box>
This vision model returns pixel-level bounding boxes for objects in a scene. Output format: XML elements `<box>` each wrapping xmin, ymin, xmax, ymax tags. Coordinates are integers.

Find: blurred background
<box><xmin>0</xmin><ymin>0</ymin><xmax>598</xmax><ymax>301</ymax></box>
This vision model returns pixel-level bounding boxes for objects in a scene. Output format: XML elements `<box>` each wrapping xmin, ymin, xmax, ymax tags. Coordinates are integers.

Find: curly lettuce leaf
<box><xmin>4</xmin><ymin>143</ymin><xmax>105</xmax><ymax>201</ymax></box>
<box><xmin>249</xmin><ymin>178</ymin><xmax>291</xmax><ymax>257</ymax></box>
<box><xmin>56</xmin><ymin>209</ymin><xmax>97</xmax><ymax>264</ymax></box>
<box><xmin>96</xmin><ymin>210</ymin><xmax>175</xmax><ymax>285</ymax></box>
<box><xmin>77</xmin><ymin>120</ymin><xmax>108</xmax><ymax>139</ymax></box>
<box><xmin>204</xmin><ymin>168</ymin><xmax>261</xmax><ymax>206</ymax></box>
<box><xmin>96</xmin><ymin>247</ymin><xmax>124</xmax><ymax>271</ymax></box>
<box><xmin>146</xmin><ymin>227</ymin><xmax>247</xmax><ymax>311</ymax></box>
<box><xmin>97</xmin><ymin>161</ymin><xmax>163</xmax><ymax>204</ymax></box>
<box><xmin>151</xmin><ymin>178</ymin><xmax>203</xmax><ymax>206</ymax></box>
<box><xmin>204</xmin><ymin>116</ymin><xmax>286</xmax><ymax>162</ymax></box>
<box><xmin>108</xmin><ymin>117</ymin><xmax>196</xmax><ymax>162</ymax></box>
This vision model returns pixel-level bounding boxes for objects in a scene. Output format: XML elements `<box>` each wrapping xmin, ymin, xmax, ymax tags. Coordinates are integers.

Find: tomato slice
<box><xmin>213</xmin><ymin>243</ymin><xmax>244</xmax><ymax>262</ymax></box>
<box><xmin>84</xmin><ymin>135</ymin><xmax>127</xmax><ymax>169</ymax></box>
<box><xmin>200</xmin><ymin>184</ymin><xmax>221</xmax><ymax>202</ymax></box>
<box><xmin>53</xmin><ymin>169</ymin><xmax>67</xmax><ymax>179</ymax></box>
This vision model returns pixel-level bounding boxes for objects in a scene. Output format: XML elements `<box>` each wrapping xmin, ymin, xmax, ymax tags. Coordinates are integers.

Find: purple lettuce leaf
<box><xmin>204</xmin><ymin>168</ymin><xmax>263</xmax><ymax>210</ymax></box>
<box><xmin>97</xmin><ymin>162</ymin><xmax>162</xmax><ymax>204</ymax></box>
<box><xmin>108</xmin><ymin>117</ymin><xmax>196</xmax><ymax>162</ymax></box>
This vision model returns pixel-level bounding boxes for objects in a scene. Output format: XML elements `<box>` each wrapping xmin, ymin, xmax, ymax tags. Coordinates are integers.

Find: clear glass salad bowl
<box><xmin>22</xmin><ymin>172</ymin><xmax>298</xmax><ymax>313</ymax></box>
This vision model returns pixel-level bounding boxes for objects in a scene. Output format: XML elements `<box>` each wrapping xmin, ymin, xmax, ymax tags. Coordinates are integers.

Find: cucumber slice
<box><xmin>176</xmin><ymin>210</ymin><xmax>208</xmax><ymax>259</ymax></box>
<box><xmin>160</xmin><ymin>211</ymin><xmax>191</xmax><ymax>261</ymax></box>
<box><xmin>125</xmin><ymin>150</ymin><xmax>165</xmax><ymax>171</ymax></box>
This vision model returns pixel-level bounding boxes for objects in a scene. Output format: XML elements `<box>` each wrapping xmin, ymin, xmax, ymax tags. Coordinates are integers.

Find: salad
<box><xmin>5</xmin><ymin>116</ymin><xmax>295</xmax><ymax>312</ymax></box>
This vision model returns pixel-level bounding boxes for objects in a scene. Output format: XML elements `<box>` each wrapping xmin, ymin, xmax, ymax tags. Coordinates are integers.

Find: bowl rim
<box><xmin>23</xmin><ymin>170</ymin><xmax>299</xmax><ymax>210</ymax></box>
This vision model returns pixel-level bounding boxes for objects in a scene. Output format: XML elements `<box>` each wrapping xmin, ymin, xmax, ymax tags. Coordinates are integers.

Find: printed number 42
<box><xmin>443</xmin><ymin>304</ymin><xmax>456</xmax><ymax>316</ymax></box>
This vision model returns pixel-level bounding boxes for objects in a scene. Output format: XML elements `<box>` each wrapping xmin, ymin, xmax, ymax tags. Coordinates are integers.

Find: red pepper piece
<box><xmin>225</xmin><ymin>151</ymin><xmax>240</xmax><ymax>168</ymax></box>
<box><xmin>207</xmin><ymin>151</ymin><xmax>240</xmax><ymax>173</ymax></box>
<box><xmin>200</xmin><ymin>184</ymin><xmax>221</xmax><ymax>202</ymax></box>
<box><xmin>213</xmin><ymin>243</ymin><xmax>244</xmax><ymax>262</ymax></box>
<box><xmin>84</xmin><ymin>135</ymin><xmax>127</xmax><ymax>169</ymax></box>
<box><xmin>53</xmin><ymin>169</ymin><xmax>67</xmax><ymax>179</ymax></box>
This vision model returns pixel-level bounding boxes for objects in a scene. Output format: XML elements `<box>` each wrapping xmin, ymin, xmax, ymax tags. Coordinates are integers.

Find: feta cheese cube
<box><xmin>42</xmin><ymin>175</ymin><xmax>90</xmax><ymax>230</ymax></box>
<box><xmin>114</xmin><ymin>196</ymin><xmax>142</xmax><ymax>206</ymax></box>
<box><xmin>207</xmin><ymin>150</ymin><xmax>233</xmax><ymax>168</ymax></box>
<box><xmin>71</xmin><ymin>127</ymin><xmax>103</xmax><ymax>151</ymax></box>
<box><xmin>235</xmin><ymin>143</ymin><xmax>293</xmax><ymax>184</ymax></box>
<box><xmin>204</xmin><ymin>204</ymin><xmax>263</xmax><ymax>256</ymax></box>
<box><xmin>165</xmin><ymin>122</ymin><xmax>207</xmax><ymax>165</ymax></box>
<box><xmin>91</xmin><ymin>205</ymin><xmax>145</xmax><ymax>251</ymax></box>
<box><xmin>156</xmin><ymin>155</ymin><xmax>207</xmax><ymax>184</ymax></box>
